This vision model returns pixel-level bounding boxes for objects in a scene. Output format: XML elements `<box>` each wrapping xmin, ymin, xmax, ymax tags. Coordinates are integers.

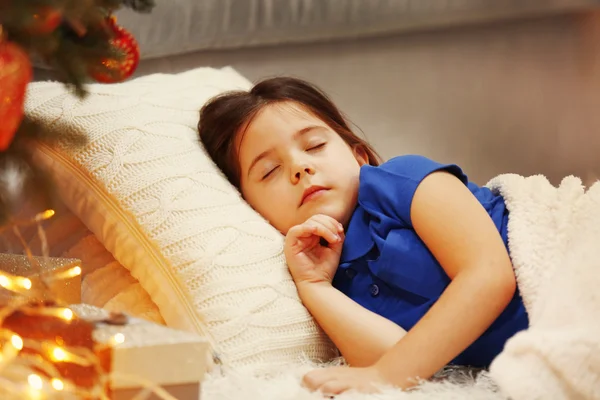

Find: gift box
<box><xmin>72</xmin><ymin>304</ymin><xmax>212</xmax><ymax>400</ymax></box>
<box><xmin>0</xmin><ymin>253</ymin><xmax>81</xmax><ymax>305</ymax></box>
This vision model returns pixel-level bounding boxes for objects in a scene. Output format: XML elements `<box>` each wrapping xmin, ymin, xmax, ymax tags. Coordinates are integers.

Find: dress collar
<box><xmin>340</xmin><ymin>205</ymin><xmax>375</xmax><ymax>263</ymax></box>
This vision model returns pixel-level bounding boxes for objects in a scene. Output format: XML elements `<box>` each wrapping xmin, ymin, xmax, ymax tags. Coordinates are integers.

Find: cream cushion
<box><xmin>25</xmin><ymin>67</ymin><xmax>336</xmax><ymax>370</ymax></box>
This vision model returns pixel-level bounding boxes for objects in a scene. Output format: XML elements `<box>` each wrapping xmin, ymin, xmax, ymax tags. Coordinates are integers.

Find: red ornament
<box><xmin>25</xmin><ymin>7</ymin><xmax>63</xmax><ymax>34</ymax></box>
<box><xmin>0</xmin><ymin>40</ymin><xmax>32</xmax><ymax>151</ymax></box>
<box><xmin>90</xmin><ymin>17</ymin><xmax>140</xmax><ymax>83</ymax></box>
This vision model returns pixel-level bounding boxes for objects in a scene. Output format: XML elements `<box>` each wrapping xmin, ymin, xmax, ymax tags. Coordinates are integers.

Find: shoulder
<box><xmin>358</xmin><ymin>155</ymin><xmax>469</xmax><ymax>226</ymax></box>
<box><xmin>366</xmin><ymin>155</ymin><xmax>467</xmax><ymax>180</ymax></box>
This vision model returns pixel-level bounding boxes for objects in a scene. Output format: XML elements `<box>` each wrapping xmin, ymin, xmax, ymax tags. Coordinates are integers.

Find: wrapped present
<box><xmin>72</xmin><ymin>304</ymin><xmax>211</xmax><ymax>400</ymax></box>
<box><xmin>0</xmin><ymin>253</ymin><xmax>82</xmax><ymax>305</ymax></box>
<box><xmin>1</xmin><ymin>301</ymin><xmax>112</xmax><ymax>399</ymax></box>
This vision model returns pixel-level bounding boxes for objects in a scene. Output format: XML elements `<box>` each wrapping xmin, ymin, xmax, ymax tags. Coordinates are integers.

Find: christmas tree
<box><xmin>0</xmin><ymin>0</ymin><xmax>154</xmax><ymax>225</ymax></box>
<box><xmin>0</xmin><ymin>2</ymin><xmax>157</xmax><ymax>399</ymax></box>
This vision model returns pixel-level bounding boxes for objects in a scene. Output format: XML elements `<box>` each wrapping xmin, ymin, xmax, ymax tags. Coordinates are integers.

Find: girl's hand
<box><xmin>303</xmin><ymin>365</ymin><xmax>388</xmax><ymax>395</ymax></box>
<box><xmin>284</xmin><ymin>214</ymin><xmax>345</xmax><ymax>286</ymax></box>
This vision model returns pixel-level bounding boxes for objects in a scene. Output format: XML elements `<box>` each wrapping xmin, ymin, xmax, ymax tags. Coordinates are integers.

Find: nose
<box><xmin>291</xmin><ymin>160</ymin><xmax>315</xmax><ymax>183</ymax></box>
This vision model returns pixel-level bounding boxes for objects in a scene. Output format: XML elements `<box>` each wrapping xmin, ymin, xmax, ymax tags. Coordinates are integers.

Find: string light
<box><xmin>1</xmin><ymin>331</ymin><xmax>23</xmax><ymax>361</ymax></box>
<box><xmin>113</xmin><ymin>333</ymin><xmax>125</xmax><ymax>345</ymax></box>
<box><xmin>10</xmin><ymin>334</ymin><xmax>23</xmax><ymax>350</ymax></box>
<box><xmin>51</xmin><ymin>347</ymin><xmax>66</xmax><ymax>362</ymax></box>
<box><xmin>61</xmin><ymin>308</ymin><xmax>73</xmax><ymax>321</ymax></box>
<box><xmin>0</xmin><ymin>272</ymin><xmax>32</xmax><ymax>292</ymax></box>
<box><xmin>0</xmin><ymin>258</ymin><xmax>109</xmax><ymax>399</ymax></box>
<box><xmin>36</xmin><ymin>209</ymin><xmax>55</xmax><ymax>221</ymax></box>
<box><xmin>21</xmin><ymin>306</ymin><xmax>75</xmax><ymax>321</ymax></box>
<box><xmin>45</xmin><ymin>265</ymin><xmax>82</xmax><ymax>282</ymax></box>
<box><xmin>22</xmin><ymin>279</ymin><xmax>31</xmax><ymax>290</ymax></box>
<box><xmin>50</xmin><ymin>378</ymin><xmax>63</xmax><ymax>391</ymax></box>
<box><xmin>27</xmin><ymin>374</ymin><xmax>43</xmax><ymax>390</ymax></box>
<box><xmin>0</xmin><ymin>210</ymin><xmax>177</xmax><ymax>400</ymax></box>
<box><xmin>0</xmin><ymin>237</ymin><xmax>110</xmax><ymax>399</ymax></box>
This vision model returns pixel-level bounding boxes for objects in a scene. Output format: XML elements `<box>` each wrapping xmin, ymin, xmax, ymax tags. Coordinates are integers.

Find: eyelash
<box><xmin>262</xmin><ymin>166</ymin><xmax>278</xmax><ymax>180</ymax></box>
<box><xmin>307</xmin><ymin>143</ymin><xmax>325</xmax><ymax>151</ymax></box>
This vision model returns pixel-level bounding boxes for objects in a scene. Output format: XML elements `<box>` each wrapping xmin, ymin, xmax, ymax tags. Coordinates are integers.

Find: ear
<box><xmin>353</xmin><ymin>145</ymin><xmax>369</xmax><ymax>166</ymax></box>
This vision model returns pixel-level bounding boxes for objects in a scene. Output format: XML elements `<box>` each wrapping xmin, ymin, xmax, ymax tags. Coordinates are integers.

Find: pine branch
<box><xmin>44</xmin><ymin>20</ymin><xmax>123</xmax><ymax>96</ymax></box>
<box><xmin>1</xmin><ymin>0</ymin><xmax>154</xmax><ymax>96</ymax></box>
<box><xmin>0</xmin><ymin>0</ymin><xmax>155</xmax><ymax>226</ymax></box>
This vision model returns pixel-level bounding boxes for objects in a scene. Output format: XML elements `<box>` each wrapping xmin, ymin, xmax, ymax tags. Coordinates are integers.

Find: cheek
<box><xmin>241</xmin><ymin>184</ymin><xmax>294</xmax><ymax>227</ymax></box>
<box><xmin>241</xmin><ymin>185</ymin><xmax>266</xmax><ymax>212</ymax></box>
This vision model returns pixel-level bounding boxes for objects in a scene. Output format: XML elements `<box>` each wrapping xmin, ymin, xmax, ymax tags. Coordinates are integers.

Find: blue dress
<box><xmin>332</xmin><ymin>155</ymin><xmax>529</xmax><ymax>367</ymax></box>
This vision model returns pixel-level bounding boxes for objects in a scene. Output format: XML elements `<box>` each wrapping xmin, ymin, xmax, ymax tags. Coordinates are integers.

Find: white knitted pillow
<box><xmin>25</xmin><ymin>67</ymin><xmax>336</xmax><ymax>370</ymax></box>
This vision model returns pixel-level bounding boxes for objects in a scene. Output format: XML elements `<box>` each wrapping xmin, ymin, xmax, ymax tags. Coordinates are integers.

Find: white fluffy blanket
<box><xmin>487</xmin><ymin>174</ymin><xmax>600</xmax><ymax>400</ymax></box>
<box><xmin>202</xmin><ymin>174</ymin><xmax>600</xmax><ymax>400</ymax></box>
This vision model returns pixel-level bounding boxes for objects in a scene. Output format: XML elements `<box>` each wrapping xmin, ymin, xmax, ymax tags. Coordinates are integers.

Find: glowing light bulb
<box><xmin>10</xmin><ymin>334</ymin><xmax>23</xmax><ymax>350</ymax></box>
<box><xmin>40</xmin><ymin>209</ymin><xmax>55</xmax><ymax>220</ymax></box>
<box><xmin>51</xmin><ymin>378</ymin><xmax>64</xmax><ymax>391</ymax></box>
<box><xmin>0</xmin><ymin>275</ymin><xmax>32</xmax><ymax>291</ymax></box>
<box><xmin>52</xmin><ymin>347</ymin><xmax>66</xmax><ymax>362</ymax></box>
<box><xmin>113</xmin><ymin>333</ymin><xmax>125</xmax><ymax>344</ymax></box>
<box><xmin>61</xmin><ymin>308</ymin><xmax>74</xmax><ymax>321</ymax></box>
<box><xmin>51</xmin><ymin>265</ymin><xmax>83</xmax><ymax>280</ymax></box>
<box><xmin>28</xmin><ymin>374</ymin><xmax>43</xmax><ymax>390</ymax></box>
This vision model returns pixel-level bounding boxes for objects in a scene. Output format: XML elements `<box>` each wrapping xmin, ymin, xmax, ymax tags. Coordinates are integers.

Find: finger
<box><xmin>302</xmin><ymin>369</ymin><xmax>331</xmax><ymax>390</ymax></box>
<box><xmin>319</xmin><ymin>380</ymin><xmax>351</xmax><ymax>396</ymax></box>
<box><xmin>306</xmin><ymin>219</ymin><xmax>341</xmax><ymax>245</ymax></box>
<box><xmin>312</xmin><ymin>214</ymin><xmax>344</xmax><ymax>234</ymax></box>
<box><xmin>286</xmin><ymin>223</ymin><xmax>320</xmax><ymax>240</ymax></box>
<box><xmin>310</xmin><ymin>214</ymin><xmax>339</xmax><ymax>233</ymax></box>
<box><xmin>302</xmin><ymin>367</ymin><xmax>345</xmax><ymax>390</ymax></box>
<box><xmin>286</xmin><ymin>223</ymin><xmax>338</xmax><ymax>253</ymax></box>
<box><xmin>327</xmin><ymin>230</ymin><xmax>345</xmax><ymax>254</ymax></box>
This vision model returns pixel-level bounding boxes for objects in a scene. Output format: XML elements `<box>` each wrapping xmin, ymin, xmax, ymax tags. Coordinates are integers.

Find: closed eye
<box><xmin>262</xmin><ymin>166</ymin><xmax>279</xmax><ymax>180</ymax></box>
<box><xmin>307</xmin><ymin>143</ymin><xmax>326</xmax><ymax>151</ymax></box>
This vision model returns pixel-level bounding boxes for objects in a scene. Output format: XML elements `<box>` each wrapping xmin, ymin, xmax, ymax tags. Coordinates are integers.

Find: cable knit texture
<box><xmin>25</xmin><ymin>67</ymin><xmax>337</xmax><ymax>371</ymax></box>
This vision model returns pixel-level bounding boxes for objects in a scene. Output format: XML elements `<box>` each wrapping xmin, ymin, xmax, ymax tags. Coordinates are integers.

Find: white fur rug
<box><xmin>202</xmin><ymin>365</ymin><xmax>505</xmax><ymax>400</ymax></box>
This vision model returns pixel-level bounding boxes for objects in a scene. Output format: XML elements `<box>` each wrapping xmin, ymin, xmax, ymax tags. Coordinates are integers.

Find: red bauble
<box><xmin>25</xmin><ymin>7</ymin><xmax>63</xmax><ymax>34</ymax></box>
<box><xmin>90</xmin><ymin>18</ymin><xmax>140</xmax><ymax>83</ymax></box>
<box><xmin>0</xmin><ymin>40</ymin><xmax>32</xmax><ymax>151</ymax></box>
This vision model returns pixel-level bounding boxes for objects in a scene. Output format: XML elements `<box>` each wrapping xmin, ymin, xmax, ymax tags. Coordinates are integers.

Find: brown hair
<box><xmin>198</xmin><ymin>76</ymin><xmax>381</xmax><ymax>188</ymax></box>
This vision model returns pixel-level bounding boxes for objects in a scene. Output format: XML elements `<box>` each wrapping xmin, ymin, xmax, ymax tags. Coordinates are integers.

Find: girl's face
<box><xmin>237</xmin><ymin>102</ymin><xmax>368</xmax><ymax>234</ymax></box>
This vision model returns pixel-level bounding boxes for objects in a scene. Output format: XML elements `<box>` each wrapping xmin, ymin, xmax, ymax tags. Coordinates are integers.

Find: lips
<box><xmin>300</xmin><ymin>186</ymin><xmax>328</xmax><ymax>206</ymax></box>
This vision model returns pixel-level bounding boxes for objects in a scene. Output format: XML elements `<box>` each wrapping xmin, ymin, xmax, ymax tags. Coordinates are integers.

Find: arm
<box><xmin>375</xmin><ymin>171</ymin><xmax>517</xmax><ymax>388</ymax></box>
<box><xmin>284</xmin><ymin>214</ymin><xmax>407</xmax><ymax>368</ymax></box>
<box><xmin>298</xmin><ymin>281</ymin><xmax>406</xmax><ymax>367</ymax></box>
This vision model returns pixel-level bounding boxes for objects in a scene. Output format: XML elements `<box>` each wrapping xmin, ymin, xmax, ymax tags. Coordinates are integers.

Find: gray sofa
<box><xmin>118</xmin><ymin>0</ymin><xmax>599</xmax><ymax>59</ymax></box>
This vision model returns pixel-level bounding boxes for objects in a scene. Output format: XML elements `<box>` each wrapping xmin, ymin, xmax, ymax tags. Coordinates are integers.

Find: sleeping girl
<box><xmin>197</xmin><ymin>77</ymin><xmax>529</xmax><ymax>395</ymax></box>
